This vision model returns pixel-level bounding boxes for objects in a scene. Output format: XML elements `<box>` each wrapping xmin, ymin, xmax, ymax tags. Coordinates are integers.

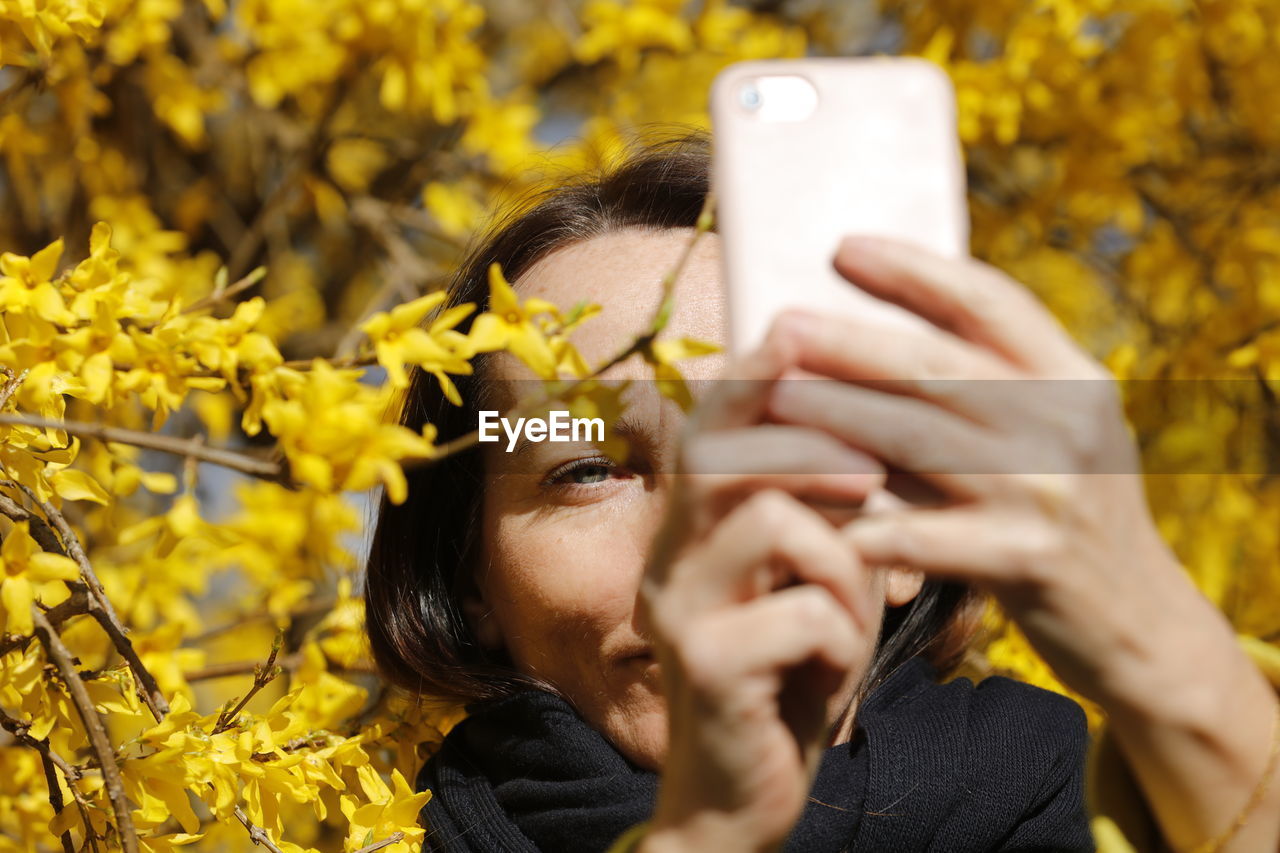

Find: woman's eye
<box><xmin>567</xmin><ymin>463</ymin><xmax>612</xmax><ymax>484</ymax></box>
<box><xmin>545</xmin><ymin>458</ymin><xmax>620</xmax><ymax>488</ymax></box>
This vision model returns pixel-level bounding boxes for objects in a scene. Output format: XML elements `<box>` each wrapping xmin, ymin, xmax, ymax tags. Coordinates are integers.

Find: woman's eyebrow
<box><xmin>507</xmin><ymin>412</ymin><xmax>652</xmax><ymax>460</ymax></box>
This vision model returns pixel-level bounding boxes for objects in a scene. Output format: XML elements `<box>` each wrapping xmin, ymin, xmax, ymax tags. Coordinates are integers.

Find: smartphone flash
<box><xmin>740</xmin><ymin>75</ymin><xmax>819</xmax><ymax>123</ymax></box>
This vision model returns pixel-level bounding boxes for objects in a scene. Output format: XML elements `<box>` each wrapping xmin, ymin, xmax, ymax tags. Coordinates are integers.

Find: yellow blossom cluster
<box><xmin>1</xmin><ymin>0</ymin><xmax>1278</xmax><ymax>850</ymax></box>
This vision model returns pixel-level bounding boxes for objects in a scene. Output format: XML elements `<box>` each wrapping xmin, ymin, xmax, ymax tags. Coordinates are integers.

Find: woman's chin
<box><xmin>597</xmin><ymin>677</ymin><xmax>668</xmax><ymax>771</ymax></box>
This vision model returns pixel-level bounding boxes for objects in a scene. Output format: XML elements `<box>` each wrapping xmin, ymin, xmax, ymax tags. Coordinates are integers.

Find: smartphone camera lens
<box><xmin>739</xmin><ymin>83</ymin><xmax>762</xmax><ymax>111</ymax></box>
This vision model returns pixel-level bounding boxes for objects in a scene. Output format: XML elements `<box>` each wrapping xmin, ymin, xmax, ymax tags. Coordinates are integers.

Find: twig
<box><xmin>185</xmin><ymin>652</ymin><xmax>302</xmax><ymax>683</ymax></box>
<box><xmin>186</xmin><ymin>597</ymin><xmax>337</xmax><ymax>645</ymax></box>
<box><xmin>0</xmin><ymin>708</ymin><xmax>99</xmax><ymax>853</ymax></box>
<box><xmin>6</xmin><ymin>480</ymin><xmax>169</xmax><ymax>721</ymax></box>
<box><xmin>0</xmin><ymin>488</ymin><xmax>67</xmax><ymax>555</ymax></box>
<box><xmin>180</xmin><ymin>266</ymin><xmax>268</xmax><ymax>317</ymax></box>
<box><xmin>40</xmin><ymin>750</ymin><xmax>76</xmax><ymax>853</ymax></box>
<box><xmin>280</xmin><ymin>353</ymin><xmax>379</xmax><ymax>371</ymax></box>
<box><xmin>651</xmin><ymin>189</ymin><xmax>717</xmax><ymax>335</ymax></box>
<box><xmin>211</xmin><ymin>633</ymin><xmax>284</xmax><ymax>734</ymax></box>
<box><xmin>354</xmin><ymin>831</ymin><xmax>406</xmax><ymax>853</ymax></box>
<box><xmin>32</xmin><ymin>609</ymin><xmax>138</xmax><ymax>853</ymax></box>
<box><xmin>225</xmin><ymin>77</ymin><xmax>351</xmax><ymax>281</ymax></box>
<box><xmin>0</xmin><ymin>414</ymin><xmax>287</xmax><ymax>482</ymax></box>
<box><xmin>0</xmin><ymin>367</ymin><xmax>28</xmax><ymax>409</ymax></box>
<box><xmin>232</xmin><ymin>805</ymin><xmax>287</xmax><ymax>853</ymax></box>
<box><xmin>0</xmin><ymin>585</ymin><xmax>90</xmax><ymax>658</ymax></box>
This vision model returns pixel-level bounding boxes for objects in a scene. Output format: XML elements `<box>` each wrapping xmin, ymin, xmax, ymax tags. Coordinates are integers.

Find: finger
<box><xmin>832</xmin><ymin>236</ymin><xmax>1094</xmax><ymax>376</ymax></box>
<box><xmin>767</xmin><ymin>380</ymin><xmax>1001</xmax><ymax>498</ymax></box>
<box><xmin>785</xmin><ymin>306</ymin><xmax>1017</xmax><ymax>383</ymax></box>
<box><xmin>667</xmin><ymin>489</ymin><xmax>878</xmax><ymax>631</ymax></box>
<box><xmin>679</xmin><ymin>425</ymin><xmax>885</xmax><ymax>514</ymax></box>
<box><xmin>776</xmin><ymin>309</ymin><xmax>1023</xmax><ymax>424</ymax></box>
<box><xmin>693</xmin><ymin>313</ymin><xmax>808</xmax><ymax>432</ymax></box>
<box><xmin>680</xmin><ymin>584</ymin><xmax>864</xmax><ymax>694</ymax></box>
<box><xmin>842</xmin><ymin>505</ymin><xmax>1055</xmax><ymax>587</ymax></box>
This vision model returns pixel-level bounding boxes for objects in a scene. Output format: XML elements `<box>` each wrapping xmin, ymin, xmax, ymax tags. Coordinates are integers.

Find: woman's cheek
<box><xmin>491</xmin><ymin>514</ymin><xmax>643</xmax><ymax>665</ymax></box>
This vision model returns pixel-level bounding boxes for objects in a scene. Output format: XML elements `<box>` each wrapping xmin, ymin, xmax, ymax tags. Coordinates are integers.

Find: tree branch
<box><xmin>33</xmin><ymin>609</ymin><xmax>138</xmax><ymax>853</ymax></box>
<box><xmin>225</xmin><ymin>77</ymin><xmax>351</xmax><ymax>281</ymax></box>
<box><xmin>185</xmin><ymin>652</ymin><xmax>301</xmax><ymax>683</ymax></box>
<box><xmin>40</xmin><ymin>749</ymin><xmax>77</xmax><ymax>853</ymax></box>
<box><xmin>354</xmin><ymin>831</ymin><xmax>406</xmax><ymax>853</ymax></box>
<box><xmin>1</xmin><ymin>709</ymin><xmax>80</xmax><ymax>853</ymax></box>
<box><xmin>8</xmin><ymin>480</ymin><xmax>170</xmax><ymax>721</ymax></box>
<box><xmin>0</xmin><ymin>585</ymin><xmax>90</xmax><ymax>658</ymax></box>
<box><xmin>0</xmin><ymin>413</ymin><xmax>288</xmax><ymax>483</ymax></box>
<box><xmin>210</xmin><ymin>634</ymin><xmax>284</xmax><ymax>734</ymax></box>
<box><xmin>180</xmin><ymin>266</ymin><xmax>268</xmax><ymax>317</ymax></box>
<box><xmin>0</xmin><ymin>367</ymin><xmax>29</xmax><ymax>409</ymax></box>
<box><xmin>232</xmin><ymin>805</ymin><xmax>286</xmax><ymax>853</ymax></box>
<box><xmin>0</xmin><ymin>487</ymin><xmax>67</xmax><ymax>555</ymax></box>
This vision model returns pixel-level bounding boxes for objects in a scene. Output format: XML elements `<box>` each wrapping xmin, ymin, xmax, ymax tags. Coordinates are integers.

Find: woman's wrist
<box><xmin>1055</xmin><ymin>531</ymin><xmax>1233</xmax><ymax>726</ymax></box>
<box><xmin>1080</xmin><ymin>550</ymin><xmax>1280</xmax><ymax>850</ymax></box>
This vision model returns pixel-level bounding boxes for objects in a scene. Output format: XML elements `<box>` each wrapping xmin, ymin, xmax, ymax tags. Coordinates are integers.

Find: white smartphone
<box><xmin>709</xmin><ymin>57</ymin><xmax>969</xmax><ymax>357</ymax></box>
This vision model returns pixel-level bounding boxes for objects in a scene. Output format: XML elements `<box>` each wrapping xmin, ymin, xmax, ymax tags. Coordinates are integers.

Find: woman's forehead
<box><xmin>513</xmin><ymin>227</ymin><xmax>728</xmax><ymax>371</ymax></box>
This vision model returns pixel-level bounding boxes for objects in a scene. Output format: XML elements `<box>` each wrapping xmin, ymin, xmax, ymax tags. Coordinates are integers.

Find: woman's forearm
<box><xmin>1093</xmin><ymin>568</ymin><xmax>1280</xmax><ymax>853</ymax></box>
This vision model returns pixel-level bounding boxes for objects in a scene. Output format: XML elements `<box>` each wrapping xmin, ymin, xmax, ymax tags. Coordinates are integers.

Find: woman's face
<box><xmin>464</xmin><ymin>227</ymin><xmax>906</xmax><ymax>770</ymax></box>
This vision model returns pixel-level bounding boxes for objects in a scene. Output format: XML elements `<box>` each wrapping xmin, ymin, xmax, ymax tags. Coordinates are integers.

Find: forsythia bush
<box><xmin>0</xmin><ymin>0</ymin><xmax>1276</xmax><ymax>850</ymax></box>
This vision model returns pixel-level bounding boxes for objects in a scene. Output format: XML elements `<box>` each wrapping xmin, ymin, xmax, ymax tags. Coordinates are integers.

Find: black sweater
<box><xmin>417</xmin><ymin>657</ymin><xmax>1095</xmax><ymax>852</ymax></box>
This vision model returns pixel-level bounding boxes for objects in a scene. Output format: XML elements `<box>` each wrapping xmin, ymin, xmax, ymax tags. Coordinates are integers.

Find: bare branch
<box><xmin>0</xmin><ymin>487</ymin><xmax>67</xmax><ymax>555</ymax></box>
<box><xmin>0</xmin><ymin>584</ymin><xmax>90</xmax><ymax>658</ymax></box>
<box><xmin>186</xmin><ymin>652</ymin><xmax>301</xmax><ymax>683</ymax></box>
<box><xmin>180</xmin><ymin>266</ymin><xmax>268</xmax><ymax>316</ymax></box>
<box><xmin>280</xmin><ymin>353</ymin><xmax>379</xmax><ymax>371</ymax></box>
<box><xmin>354</xmin><ymin>831</ymin><xmax>406</xmax><ymax>853</ymax></box>
<box><xmin>0</xmin><ymin>707</ymin><xmax>99</xmax><ymax>852</ymax></box>
<box><xmin>211</xmin><ymin>633</ymin><xmax>285</xmax><ymax>734</ymax></box>
<box><xmin>33</xmin><ymin>609</ymin><xmax>138</xmax><ymax>853</ymax></box>
<box><xmin>6</xmin><ymin>480</ymin><xmax>170</xmax><ymax>720</ymax></box>
<box><xmin>0</xmin><ymin>367</ymin><xmax>29</xmax><ymax>409</ymax></box>
<box><xmin>225</xmin><ymin>78</ymin><xmax>351</xmax><ymax>281</ymax></box>
<box><xmin>0</xmin><ymin>413</ymin><xmax>288</xmax><ymax>483</ymax></box>
<box><xmin>40</xmin><ymin>750</ymin><xmax>76</xmax><ymax>853</ymax></box>
<box><xmin>233</xmin><ymin>805</ymin><xmax>287</xmax><ymax>853</ymax></box>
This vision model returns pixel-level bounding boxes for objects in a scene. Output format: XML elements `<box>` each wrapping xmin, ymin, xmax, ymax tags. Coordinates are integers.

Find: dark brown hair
<box><xmin>363</xmin><ymin>128</ymin><xmax>979</xmax><ymax>708</ymax></box>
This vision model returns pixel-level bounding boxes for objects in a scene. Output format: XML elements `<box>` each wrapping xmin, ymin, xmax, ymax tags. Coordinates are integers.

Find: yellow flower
<box><xmin>339</xmin><ymin>767</ymin><xmax>429</xmax><ymax>853</ymax></box>
<box><xmin>359</xmin><ymin>291</ymin><xmax>476</xmax><ymax>397</ymax></box>
<box><xmin>0</xmin><ymin>521</ymin><xmax>80</xmax><ymax>636</ymax></box>
<box><xmin>259</xmin><ymin>360</ymin><xmax>437</xmax><ymax>501</ymax></box>
<box><xmin>186</xmin><ymin>296</ymin><xmax>284</xmax><ymax>383</ymax></box>
<box><xmin>640</xmin><ymin>336</ymin><xmax>722</xmax><ymax>411</ymax></box>
<box><xmin>55</xmin><ymin>301</ymin><xmax>138</xmax><ymax>405</ymax></box>
<box><xmin>118</xmin><ymin>326</ymin><xmax>227</xmax><ymax>420</ymax></box>
<box><xmin>0</xmin><ymin>238</ymin><xmax>77</xmax><ymax>325</ymax></box>
<box><xmin>468</xmin><ymin>263</ymin><xmax>558</xmax><ymax>378</ymax></box>
<box><xmin>556</xmin><ymin>379</ymin><xmax>632</xmax><ymax>462</ymax></box>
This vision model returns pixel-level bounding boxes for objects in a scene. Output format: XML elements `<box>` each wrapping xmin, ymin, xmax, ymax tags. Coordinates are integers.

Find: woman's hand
<box><xmin>764</xmin><ymin>235</ymin><xmax>1280</xmax><ymax>852</ymax></box>
<box><xmin>636</xmin><ymin>324</ymin><xmax>886</xmax><ymax>853</ymax></box>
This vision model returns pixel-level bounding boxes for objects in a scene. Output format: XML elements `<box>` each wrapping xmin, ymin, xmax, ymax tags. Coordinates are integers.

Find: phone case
<box><xmin>710</xmin><ymin>58</ymin><xmax>969</xmax><ymax>356</ymax></box>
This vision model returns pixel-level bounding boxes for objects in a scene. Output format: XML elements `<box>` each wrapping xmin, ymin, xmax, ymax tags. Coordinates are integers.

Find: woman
<box><xmin>364</xmin><ymin>133</ymin><xmax>1280</xmax><ymax>853</ymax></box>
